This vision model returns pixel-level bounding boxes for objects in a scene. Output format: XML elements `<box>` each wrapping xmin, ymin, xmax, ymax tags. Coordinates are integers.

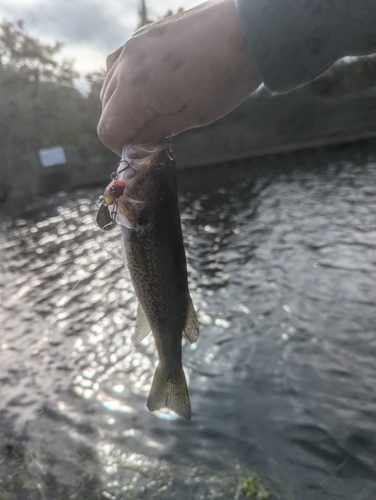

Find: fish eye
<box><xmin>152</xmin><ymin>162</ymin><xmax>166</xmax><ymax>176</ymax></box>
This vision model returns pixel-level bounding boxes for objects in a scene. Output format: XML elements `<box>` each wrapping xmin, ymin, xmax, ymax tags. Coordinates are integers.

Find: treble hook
<box><xmin>110</xmin><ymin>160</ymin><xmax>137</xmax><ymax>181</ymax></box>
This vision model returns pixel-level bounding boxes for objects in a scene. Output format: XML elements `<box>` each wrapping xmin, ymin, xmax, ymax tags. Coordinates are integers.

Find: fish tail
<box><xmin>147</xmin><ymin>364</ymin><xmax>191</xmax><ymax>420</ymax></box>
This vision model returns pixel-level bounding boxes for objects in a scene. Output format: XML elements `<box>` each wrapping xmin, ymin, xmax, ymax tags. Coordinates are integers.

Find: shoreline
<box><xmin>1</xmin><ymin>132</ymin><xmax>376</xmax><ymax>218</ymax></box>
<box><xmin>3</xmin><ymin>87</ymin><xmax>376</xmax><ymax>211</ymax></box>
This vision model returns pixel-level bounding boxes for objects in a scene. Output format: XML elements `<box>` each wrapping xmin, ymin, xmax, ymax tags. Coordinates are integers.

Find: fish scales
<box><xmin>114</xmin><ymin>141</ymin><xmax>199</xmax><ymax>419</ymax></box>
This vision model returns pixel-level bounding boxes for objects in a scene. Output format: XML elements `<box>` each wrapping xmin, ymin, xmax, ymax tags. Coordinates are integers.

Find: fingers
<box><xmin>98</xmin><ymin>82</ymin><xmax>155</xmax><ymax>155</ymax></box>
<box><xmin>97</xmin><ymin>0</ymin><xmax>261</xmax><ymax>152</ymax></box>
<box><xmin>100</xmin><ymin>51</ymin><xmax>123</xmax><ymax>105</ymax></box>
<box><xmin>129</xmin><ymin>111</ymin><xmax>196</xmax><ymax>145</ymax></box>
<box><xmin>99</xmin><ymin>102</ymin><xmax>190</xmax><ymax>153</ymax></box>
<box><xmin>106</xmin><ymin>46</ymin><xmax>123</xmax><ymax>71</ymax></box>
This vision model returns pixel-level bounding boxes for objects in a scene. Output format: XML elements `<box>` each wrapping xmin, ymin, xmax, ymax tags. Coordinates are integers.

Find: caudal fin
<box><xmin>147</xmin><ymin>364</ymin><xmax>191</xmax><ymax>420</ymax></box>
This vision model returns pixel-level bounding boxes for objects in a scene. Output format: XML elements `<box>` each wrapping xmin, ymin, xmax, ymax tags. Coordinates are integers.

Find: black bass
<box><xmin>97</xmin><ymin>141</ymin><xmax>199</xmax><ymax>419</ymax></box>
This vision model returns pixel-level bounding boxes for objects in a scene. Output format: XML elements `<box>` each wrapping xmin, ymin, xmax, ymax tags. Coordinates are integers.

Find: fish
<box><xmin>98</xmin><ymin>140</ymin><xmax>199</xmax><ymax>419</ymax></box>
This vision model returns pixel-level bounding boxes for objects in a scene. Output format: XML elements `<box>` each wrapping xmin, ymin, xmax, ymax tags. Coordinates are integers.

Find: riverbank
<box><xmin>2</xmin><ymin>86</ymin><xmax>376</xmax><ymax>213</ymax></box>
<box><xmin>173</xmin><ymin>87</ymin><xmax>376</xmax><ymax>167</ymax></box>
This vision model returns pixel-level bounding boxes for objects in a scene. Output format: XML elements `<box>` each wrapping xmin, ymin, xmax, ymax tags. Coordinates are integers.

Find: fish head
<box><xmin>117</xmin><ymin>142</ymin><xmax>176</xmax><ymax>227</ymax></box>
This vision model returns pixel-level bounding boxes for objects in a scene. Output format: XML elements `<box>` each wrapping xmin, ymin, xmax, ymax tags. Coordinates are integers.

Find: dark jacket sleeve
<box><xmin>235</xmin><ymin>0</ymin><xmax>376</xmax><ymax>93</ymax></box>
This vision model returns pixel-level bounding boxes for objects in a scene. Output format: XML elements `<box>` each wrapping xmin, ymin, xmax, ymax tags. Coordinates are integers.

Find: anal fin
<box><xmin>183</xmin><ymin>294</ymin><xmax>199</xmax><ymax>343</ymax></box>
<box><xmin>133</xmin><ymin>302</ymin><xmax>151</xmax><ymax>341</ymax></box>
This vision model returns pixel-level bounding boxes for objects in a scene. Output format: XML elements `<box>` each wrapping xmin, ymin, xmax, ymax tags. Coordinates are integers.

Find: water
<box><xmin>1</xmin><ymin>146</ymin><xmax>376</xmax><ymax>499</ymax></box>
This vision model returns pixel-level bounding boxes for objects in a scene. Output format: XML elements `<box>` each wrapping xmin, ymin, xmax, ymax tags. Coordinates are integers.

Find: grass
<box><xmin>235</xmin><ymin>476</ymin><xmax>272</xmax><ymax>500</ymax></box>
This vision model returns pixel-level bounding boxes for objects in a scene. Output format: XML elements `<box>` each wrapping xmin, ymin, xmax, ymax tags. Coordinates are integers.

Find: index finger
<box><xmin>106</xmin><ymin>46</ymin><xmax>123</xmax><ymax>71</ymax></box>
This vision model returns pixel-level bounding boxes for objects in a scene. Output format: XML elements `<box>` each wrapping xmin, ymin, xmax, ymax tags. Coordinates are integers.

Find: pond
<box><xmin>1</xmin><ymin>144</ymin><xmax>376</xmax><ymax>499</ymax></box>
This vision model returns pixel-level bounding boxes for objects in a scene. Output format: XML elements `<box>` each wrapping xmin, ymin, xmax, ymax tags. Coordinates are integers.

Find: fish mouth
<box><xmin>125</xmin><ymin>139</ymin><xmax>171</xmax><ymax>163</ymax></box>
<box><xmin>117</xmin><ymin>140</ymin><xmax>172</xmax><ymax>200</ymax></box>
<box><xmin>121</xmin><ymin>140</ymin><xmax>172</xmax><ymax>174</ymax></box>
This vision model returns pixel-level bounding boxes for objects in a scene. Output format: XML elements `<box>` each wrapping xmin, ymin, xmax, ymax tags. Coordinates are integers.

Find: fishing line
<box><xmin>2</xmin><ymin>157</ymin><xmax>130</xmax><ymax>480</ymax></box>
<box><xmin>0</xmin><ymin>445</ymin><xmax>20</xmax><ymax>477</ymax></box>
<box><xmin>46</xmin><ymin>224</ymin><xmax>112</xmax><ymax>363</ymax></box>
<box><xmin>1</xmin><ymin>208</ymin><xmax>114</xmax><ymax>480</ymax></box>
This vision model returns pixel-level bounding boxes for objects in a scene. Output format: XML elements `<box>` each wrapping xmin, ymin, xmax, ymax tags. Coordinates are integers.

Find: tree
<box><xmin>0</xmin><ymin>19</ymin><xmax>109</xmax><ymax>180</ymax></box>
<box><xmin>0</xmin><ymin>19</ymin><xmax>76</xmax><ymax>85</ymax></box>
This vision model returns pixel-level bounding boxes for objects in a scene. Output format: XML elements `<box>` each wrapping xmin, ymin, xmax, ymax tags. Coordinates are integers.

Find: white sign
<box><xmin>38</xmin><ymin>146</ymin><xmax>67</xmax><ymax>167</ymax></box>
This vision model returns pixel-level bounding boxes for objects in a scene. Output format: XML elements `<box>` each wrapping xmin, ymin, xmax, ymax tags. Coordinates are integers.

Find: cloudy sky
<box><xmin>0</xmin><ymin>0</ymin><xmax>202</xmax><ymax>80</ymax></box>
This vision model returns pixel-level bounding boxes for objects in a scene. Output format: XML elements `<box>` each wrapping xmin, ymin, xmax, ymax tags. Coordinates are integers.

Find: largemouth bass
<box><xmin>97</xmin><ymin>141</ymin><xmax>199</xmax><ymax>419</ymax></box>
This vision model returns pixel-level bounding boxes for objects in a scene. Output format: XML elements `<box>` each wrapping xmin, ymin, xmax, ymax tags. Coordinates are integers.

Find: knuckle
<box><xmin>97</xmin><ymin>121</ymin><xmax>122</xmax><ymax>156</ymax></box>
<box><xmin>106</xmin><ymin>46</ymin><xmax>123</xmax><ymax>71</ymax></box>
<box><xmin>97</xmin><ymin>120</ymin><xmax>109</xmax><ymax>145</ymax></box>
<box><xmin>123</xmin><ymin>37</ymin><xmax>137</xmax><ymax>53</ymax></box>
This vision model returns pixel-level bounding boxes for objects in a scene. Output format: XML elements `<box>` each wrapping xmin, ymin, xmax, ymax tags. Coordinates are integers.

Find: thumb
<box><xmin>129</xmin><ymin>111</ymin><xmax>201</xmax><ymax>145</ymax></box>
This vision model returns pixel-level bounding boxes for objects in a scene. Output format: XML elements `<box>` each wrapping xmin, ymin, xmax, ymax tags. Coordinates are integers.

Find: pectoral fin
<box><xmin>133</xmin><ymin>302</ymin><xmax>151</xmax><ymax>341</ymax></box>
<box><xmin>183</xmin><ymin>294</ymin><xmax>199</xmax><ymax>343</ymax></box>
<box><xmin>121</xmin><ymin>236</ymin><xmax>127</xmax><ymax>267</ymax></box>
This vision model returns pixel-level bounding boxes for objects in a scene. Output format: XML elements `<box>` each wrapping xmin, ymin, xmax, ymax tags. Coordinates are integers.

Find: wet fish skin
<box><xmin>118</xmin><ymin>142</ymin><xmax>199</xmax><ymax>419</ymax></box>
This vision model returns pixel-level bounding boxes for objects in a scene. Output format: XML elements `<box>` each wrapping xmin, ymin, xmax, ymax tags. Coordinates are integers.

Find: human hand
<box><xmin>98</xmin><ymin>0</ymin><xmax>262</xmax><ymax>155</ymax></box>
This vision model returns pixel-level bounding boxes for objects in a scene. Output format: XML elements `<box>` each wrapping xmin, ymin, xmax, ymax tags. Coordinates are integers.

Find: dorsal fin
<box><xmin>183</xmin><ymin>294</ymin><xmax>199</xmax><ymax>343</ymax></box>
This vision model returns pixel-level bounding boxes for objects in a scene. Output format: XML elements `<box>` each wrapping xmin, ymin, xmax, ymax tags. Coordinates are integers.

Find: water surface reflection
<box><xmin>1</xmin><ymin>146</ymin><xmax>376</xmax><ymax>498</ymax></box>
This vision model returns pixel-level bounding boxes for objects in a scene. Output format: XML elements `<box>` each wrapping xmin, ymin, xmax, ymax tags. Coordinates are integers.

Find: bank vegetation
<box><xmin>1</xmin><ymin>18</ymin><xmax>376</xmax><ymax>199</ymax></box>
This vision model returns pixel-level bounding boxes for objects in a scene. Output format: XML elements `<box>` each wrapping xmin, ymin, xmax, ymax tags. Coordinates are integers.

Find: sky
<box><xmin>0</xmin><ymin>0</ymin><xmax>202</xmax><ymax>89</ymax></box>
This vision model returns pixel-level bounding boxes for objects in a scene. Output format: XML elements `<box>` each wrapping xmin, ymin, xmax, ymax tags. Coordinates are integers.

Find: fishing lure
<box><xmin>102</xmin><ymin>179</ymin><xmax>125</xmax><ymax>205</ymax></box>
<box><xmin>96</xmin><ymin>161</ymin><xmax>129</xmax><ymax>231</ymax></box>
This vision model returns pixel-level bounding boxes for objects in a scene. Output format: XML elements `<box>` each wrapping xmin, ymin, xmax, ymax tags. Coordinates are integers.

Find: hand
<box><xmin>98</xmin><ymin>0</ymin><xmax>262</xmax><ymax>155</ymax></box>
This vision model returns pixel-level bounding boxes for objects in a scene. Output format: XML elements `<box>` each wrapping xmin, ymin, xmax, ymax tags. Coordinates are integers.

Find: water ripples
<box><xmin>1</xmin><ymin>148</ymin><xmax>376</xmax><ymax>498</ymax></box>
